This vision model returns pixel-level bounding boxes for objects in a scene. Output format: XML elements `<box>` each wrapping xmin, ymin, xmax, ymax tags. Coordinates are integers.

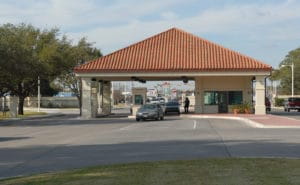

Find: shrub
<box><xmin>275</xmin><ymin>97</ymin><xmax>284</xmax><ymax>107</ymax></box>
<box><xmin>231</xmin><ymin>102</ymin><xmax>253</xmax><ymax>114</ymax></box>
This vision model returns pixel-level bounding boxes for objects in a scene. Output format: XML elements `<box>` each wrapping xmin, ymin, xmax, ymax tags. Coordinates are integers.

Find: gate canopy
<box><xmin>74</xmin><ymin>27</ymin><xmax>271</xmax><ymax>75</ymax></box>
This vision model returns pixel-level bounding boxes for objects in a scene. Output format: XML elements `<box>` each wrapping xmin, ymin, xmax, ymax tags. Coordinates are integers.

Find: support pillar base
<box><xmin>255</xmin><ymin>105</ymin><xmax>266</xmax><ymax>115</ymax></box>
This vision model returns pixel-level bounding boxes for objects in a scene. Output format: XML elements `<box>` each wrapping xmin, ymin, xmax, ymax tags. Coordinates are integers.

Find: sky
<box><xmin>1</xmin><ymin>0</ymin><xmax>300</xmax><ymax>68</ymax></box>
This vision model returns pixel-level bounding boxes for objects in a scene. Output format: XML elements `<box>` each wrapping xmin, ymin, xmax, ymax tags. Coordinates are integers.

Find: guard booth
<box><xmin>131</xmin><ymin>87</ymin><xmax>147</xmax><ymax>116</ymax></box>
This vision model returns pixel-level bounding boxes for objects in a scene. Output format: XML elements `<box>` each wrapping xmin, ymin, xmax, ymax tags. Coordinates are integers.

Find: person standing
<box><xmin>184</xmin><ymin>97</ymin><xmax>190</xmax><ymax>113</ymax></box>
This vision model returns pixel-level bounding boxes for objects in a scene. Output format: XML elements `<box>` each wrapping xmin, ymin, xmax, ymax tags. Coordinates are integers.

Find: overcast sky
<box><xmin>1</xmin><ymin>0</ymin><xmax>300</xmax><ymax>68</ymax></box>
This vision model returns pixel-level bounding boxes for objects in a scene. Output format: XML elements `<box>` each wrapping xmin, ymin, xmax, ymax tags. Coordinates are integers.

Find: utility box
<box><xmin>131</xmin><ymin>87</ymin><xmax>147</xmax><ymax>116</ymax></box>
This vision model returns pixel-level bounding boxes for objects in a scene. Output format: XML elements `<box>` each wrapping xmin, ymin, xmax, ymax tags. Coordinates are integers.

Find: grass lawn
<box><xmin>1</xmin><ymin>158</ymin><xmax>300</xmax><ymax>185</ymax></box>
<box><xmin>0</xmin><ymin>111</ymin><xmax>47</xmax><ymax>120</ymax></box>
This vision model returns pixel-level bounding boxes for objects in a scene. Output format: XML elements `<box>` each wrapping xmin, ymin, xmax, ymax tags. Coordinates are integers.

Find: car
<box><xmin>158</xmin><ymin>97</ymin><xmax>165</xmax><ymax>103</ymax></box>
<box><xmin>136</xmin><ymin>104</ymin><xmax>164</xmax><ymax>121</ymax></box>
<box><xmin>149</xmin><ymin>97</ymin><xmax>160</xmax><ymax>104</ymax></box>
<box><xmin>265</xmin><ymin>98</ymin><xmax>271</xmax><ymax>112</ymax></box>
<box><xmin>164</xmin><ymin>101</ymin><xmax>180</xmax><ymax>115</ymax></box>
<box><xmin>284</xmin><ymin>97</ymin><xmax>300</xmax><ymax>112</ymax></box>
<box><xmin>0</xmin><ymin>105</ymin><xmax>9</xmax><ymax>112</ymax></box>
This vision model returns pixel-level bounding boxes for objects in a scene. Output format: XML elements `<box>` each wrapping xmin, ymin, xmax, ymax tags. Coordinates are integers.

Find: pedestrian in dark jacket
<box><xmin>184</xmin><ymin>97</ymin><xmax>190</xmax><ymax>113</ymax></box>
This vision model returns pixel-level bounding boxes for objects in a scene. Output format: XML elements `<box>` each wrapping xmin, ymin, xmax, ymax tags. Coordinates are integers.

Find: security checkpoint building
<box><xmin>74</xmin><ymin>28</ymin><xmax>272</xmax><ymax>118</ymax></box>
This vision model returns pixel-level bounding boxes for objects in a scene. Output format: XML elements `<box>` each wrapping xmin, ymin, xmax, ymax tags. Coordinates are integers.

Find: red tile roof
<box><xmin>74</xmin><ymin>28</ymin><xmax>272</xmax><ymax>73</ymax></box>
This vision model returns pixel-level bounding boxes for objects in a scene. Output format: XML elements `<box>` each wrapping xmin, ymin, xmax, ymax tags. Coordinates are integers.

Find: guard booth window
<box><xmin>204</xmin><ymin>91</ymin><xmax>243</xmax><ymax>105</ymax></box>
<box><xmin>134</xmin><ymin>95</ymin><xmax>144</xmax><ymax>105</ymax></box>
<box><xmin>204</xmin><ymin>91</ymin><xmax>218</xmax><ymax>105</ymax></box>
<box><xmin>228</xmin><ymin>91</ymin><xmax>243</xmax><ymax>105</ymax></box>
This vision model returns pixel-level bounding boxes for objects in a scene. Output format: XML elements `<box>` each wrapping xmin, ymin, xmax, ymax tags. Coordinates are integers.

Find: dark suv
<box><xmin>164</xmin><ymin>101</ymin><xmax>180</xmax><ymax>114</ymax></box>
<box><xmin>284</xmin><ymin>97</ymin><xmax>300</xmax><ymax>112</ymax></box>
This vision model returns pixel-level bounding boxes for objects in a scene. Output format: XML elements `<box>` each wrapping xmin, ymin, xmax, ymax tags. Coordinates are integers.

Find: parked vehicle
<box><xmin>0</xmin><ymin>105</ymin><xmax>9</xmax><ymax>112</ymax></box>
<box><xmin>158</xmin><ymin>97</ymin><xmax>165</xmax><ymax>103</ymax></box>
<box><xmin>149</xmin><ymin>97</ymin><xmax>165</xmax><ymax>104</ymax></box>
<box><xmin>149</xmin><ymin>97</ymin><xmax>160</xmax><ymax>104</ymax></box>
<box><xmin>284</xmin><ymin>97</ymin><xmax>300</xmax><ymax>112</ymax></box>
<box><xmin>265</xmin><ymin>98</ymin><xmax>271</xmax><ymax>112</ymax></box>
<box><xmin>164</xmin><ymin>101</ymin><xmax>180</xmax><ymax>114</ymax></box>
<box><xmin>136</xmin><ymin>104</ymin><xmax>164</xmax><ymax>121</ymax></box>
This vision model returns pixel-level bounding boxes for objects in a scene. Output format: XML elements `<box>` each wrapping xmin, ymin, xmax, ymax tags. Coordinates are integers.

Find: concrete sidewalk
<box><xmin>181</xmin><ymin>113</ymin><xmax>300</xmax><ymax>128</ymax></box>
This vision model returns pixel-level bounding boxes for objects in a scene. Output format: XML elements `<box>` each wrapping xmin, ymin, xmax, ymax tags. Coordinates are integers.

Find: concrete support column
<box><xmin>81</xmin><ymin>77</ymin><xmax>97</xmax><ymax>119</ymax></box>
<box><xmin>194</xmin><ymin>77</ymin><xmax>203</xmax><ymax>114</ymax></box>
<box><xmin>81</xmin><ymin>77</ymin><xmax>92</xmax><ymax>118</ymax></box>
<box><xmin>9</xmin><ymin>96</ymin><xmax>18</xmax><ymax>118</ymax></box>
<box><xmin>102</xmin><ymin>81</ymin><xmax>112</xmax><ymax>115</ymax></box>
<box><xmin>91</xmin><ymin>81</ymin><xmax>99</xmax><ymax>118</ymax></box>
<box><xmin>98</xmin><ymin>82</ymin><xmax>103</xmax><ymax>113</ymax></box>
<box><xmin>255</xmin><ymin>76</ymin><xmax>266</xmax><ymax>115</ymax></box>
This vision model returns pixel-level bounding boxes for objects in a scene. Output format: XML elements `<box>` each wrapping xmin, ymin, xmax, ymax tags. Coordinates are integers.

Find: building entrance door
<box><xmin>218</xmin><ymin>91</ymin><xmax>228</xmax><ymax>113</ymax></box>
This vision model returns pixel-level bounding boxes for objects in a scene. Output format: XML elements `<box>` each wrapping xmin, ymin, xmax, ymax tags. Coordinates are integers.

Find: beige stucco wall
<box><xmin>195</xmin><ymin>76</ymin><xmax>253</xmax><ymax>114</ymax></box>
<box><xmin>203</xmin><ymin>105</ymin><xmax>218</xmax><ymax>114</ymax></box>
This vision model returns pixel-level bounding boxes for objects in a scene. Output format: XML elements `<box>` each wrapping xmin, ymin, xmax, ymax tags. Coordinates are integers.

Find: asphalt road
<box><xmin>0</xmin><ymin>114</ymin><xmax>300</xmax><ymax>179</ymax></box>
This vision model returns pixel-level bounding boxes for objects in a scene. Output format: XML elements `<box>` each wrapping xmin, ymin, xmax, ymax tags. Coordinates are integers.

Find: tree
<box><xmin>57</xmin><ymin>38</ymin><xmax>102</xmax><ymax>115</ymax></box>
<box><xmin>0</xmin><ymin>70</ymin><xmax>9</xmax><ymax>98</ymax></box>
<box><xmin>271</xmin><ymin>47</ymin><xmax>300</xmax><ymax>95</ymax></box>
<box><xmin>0</xmin><ymin>23</ymin><xmax>70</xmax><ymax>114</ymax></box>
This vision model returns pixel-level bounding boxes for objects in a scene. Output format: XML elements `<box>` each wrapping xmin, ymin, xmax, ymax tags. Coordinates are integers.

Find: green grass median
<box><xmin>0</xmin><ymin>111</ymin><xmax>47</xmax><ymax>120</ymax></box>
<box><xmin>1</xmin><ymin>158</ymin><xmax>300</xmax><ymax>185</ymax></box>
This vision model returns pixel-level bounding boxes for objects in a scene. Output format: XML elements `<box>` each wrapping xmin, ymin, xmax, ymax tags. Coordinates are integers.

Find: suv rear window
<box><xmin>288</xmin><ymin>98</ymin><xmax>300</xmax><ymax>102</ymax></box>
<box><xmin>166</xmin><ymin>102</ymin><xmax>179</xmax><ymax>106</ymax></box>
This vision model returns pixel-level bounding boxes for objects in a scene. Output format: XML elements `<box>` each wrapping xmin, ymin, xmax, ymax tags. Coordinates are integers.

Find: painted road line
<box><xmin>193</xmin><ymin>120</ymin><xmax>197</xmax><ymax>129</ymax></box>
<box><xmin>120</xmin><ymin>124</ymin><xmax>138</xmax><ymax>131</ymax></box>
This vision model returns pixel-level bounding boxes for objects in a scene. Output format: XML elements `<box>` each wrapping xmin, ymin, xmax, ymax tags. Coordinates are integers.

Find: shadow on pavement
<box><xmin>0</xmin><ymin>139</ymin><xmax>300</xmax><ymax>178</ymax></box>
<box><xmin>0</xmin><ymin>137</ymin><xmax>31</xmax><ymax>142</ymax></box>
<box><xmin>0</xmin><ymin>114</ymin><xmax>182</xmax><ymax>127</ymax></box>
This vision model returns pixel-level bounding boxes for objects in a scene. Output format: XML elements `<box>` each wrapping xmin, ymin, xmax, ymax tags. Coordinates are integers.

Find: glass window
<box><xmin>134</xmin><ymin>95</ymin><xmax>143</xmax><ymax>105</ymax></box>
<box><xmin>228</xmin><ymin>91</ymin><xmax>243</xmax><ymax>105</ymax></box>
<box><xmin>204</xmin><ymin>91</ymin><xmax>217</xmax><ymax>105</ymax></box>
<box><xmin>141</xmin><ymin>104</ymin><xmax>156</xmax><ymax>109</ymax></box>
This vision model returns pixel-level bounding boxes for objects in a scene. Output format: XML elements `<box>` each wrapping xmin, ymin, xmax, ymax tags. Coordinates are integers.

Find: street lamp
<box><xmin>37</xmin><ymin>76</ymin><xmax>40</xmax><ymax>112</ymax></box>
<box><xmin>281</xmin><ymin>63</ymin><xmax>294</xmax><ymax>97</ymax></box>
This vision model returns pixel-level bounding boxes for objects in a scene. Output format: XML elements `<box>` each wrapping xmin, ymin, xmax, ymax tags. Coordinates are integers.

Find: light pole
<box><xmin>37</xmin><ymin>76</ymin><xmax>40</xmax><ymax>112</ymax></box>
<box><xmin>281</xmin><ymin>63</ymin><xmax>294</xmax><ymax>97</ymax></box>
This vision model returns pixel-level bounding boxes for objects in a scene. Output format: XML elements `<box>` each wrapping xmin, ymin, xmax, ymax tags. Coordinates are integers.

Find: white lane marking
<box><xmin>120</xmin><ymin>124</ymin><xmax>138</xmax><ymax>131</ymax></box>
<box><xmin>193</xmin><ymin>120</ymin><xmax>197</xmax><ymax>129</ymax></box>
